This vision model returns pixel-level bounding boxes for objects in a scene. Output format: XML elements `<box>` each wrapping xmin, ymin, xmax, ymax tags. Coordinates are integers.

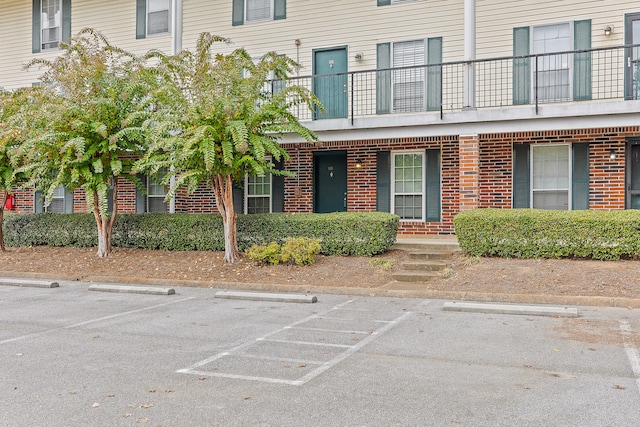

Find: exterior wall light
<box><xmin>604</xmin><ymin>25</ymin><xmax>613</xmax><ymax>36</ymax></box>
<box><xmin>610</xmin><ymin>149</ymin><xmax>616</xmax><ymax>159</ymax></box>
<box><xmin>354</xmin><ymin>158</ymin><xmax>363</xmax><ymax>168</ymax></box>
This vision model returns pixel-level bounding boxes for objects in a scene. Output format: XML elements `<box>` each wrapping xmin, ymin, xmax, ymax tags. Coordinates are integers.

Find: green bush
<box><xmin>246</xmin><ymin>242</ymin><xmax>281</xmax><ymax>265</ymax></box>
<box><xmin>2</xmin><ymin>211</ymin><xmax>399</xmax><ymax>256</ymax></box>
<box><xmin>280</xmin><ymin>237</ymin><xmax>322</xmax><ymax>266</ymax></box>
<box><xmin>454</xmin><ymin>208</ymin><xmax>640</xmax><ymax>260</ymax></box>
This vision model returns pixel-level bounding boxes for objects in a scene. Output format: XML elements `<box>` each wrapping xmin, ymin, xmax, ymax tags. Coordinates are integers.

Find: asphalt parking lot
<box><xmin>1</xmin><ymin>282</ymin><xmax>640</xmax><ymax>426</ymax></box>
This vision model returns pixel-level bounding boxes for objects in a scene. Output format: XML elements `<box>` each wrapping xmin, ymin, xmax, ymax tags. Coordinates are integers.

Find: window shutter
<box><xmin>62</xmin><ymin>0</ymin><xmax>71</xmax><ymax>44</ymax></box>
<box><xmin>427</xmin><ymin>37</ymin><xmax>442</xmax><ymax>112</ymax></box>
<box><xmin>513</xmin><ymin>144</ymin><xmax>530</xmax><ymax>208</ymax></box>
<box><xmin>64</xmin><ymin>188</ymin><xmax>74</xmax><ymax>213</ymax></box>
<box><xmin>425</xmin><ymin>148</ymin><xmax>441</xmax><ymax>221</ymax></box>
<box><xmin>135</xmin><ymin>175</ymin><xmax>146</xmax><ymax>213</ymax></box>
<box><xmin>377</xmin><ymin>0</ymin><xmax>391</xmax><ymax>5</ymax></box>
<box><xmin>572</xmin><ymin>143</ymin><xmax>590</xmax><ymax>210</ymax></box>
<box><xmin>34</xmin><ymin>190</ymin><xmax>44</xmax><ymax>213</ymax></box>
<box><xmin>232</xmin><ymin>0</ymin><xmax>244</xmax><ymax>26</ymax></box>
<box><xmin>513</xmin><ymin>27</ymin><xmax>530</xmax><ymax>105</ymax></box>
<box><xmin>136</xmin><ymin>0</ymin><xmax>146</xmax><ymax>39</ymax></box>
<box><xmin>272</xmin><ymin>159</ymin><xmax>285</xmax><ymax>212</ymax></box>
<box><xmin>376</xmin><ymin>43</ymin><xmax>391</xmax><ymax>114</ymax></box>
<box><xmin>232</xmin><ymin>181</ymin><xmax>244</xmax><ymax>214</ymax></box>
<box><xmin>32</xmin><ymin>0</ymin><xmax>41</xmax><ymax>53</ymax></box>
<box><xmin>573</xmin><ymin>19</ymin><xmax>592</xmax><ymax>101</ymax></box>
<box><xmin>376</xmin><ymin>151</ymin><xmax>391</xmax><ymax>212</ymax></box>
<box><xmin>274</xmin><ymin>0</ymin><xmax>286</xmax><ymax>20</ymax></box>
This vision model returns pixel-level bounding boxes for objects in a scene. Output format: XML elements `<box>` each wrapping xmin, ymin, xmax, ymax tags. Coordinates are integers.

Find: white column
<box><xmin>463</xmin><ymin>0</ymin><xmax>476</xmax><ymax>109</ymax></box>
<box><xmin>169</xmin><ymin>0</ymin><xmax>182</xmax><ymax>214</ymax></box>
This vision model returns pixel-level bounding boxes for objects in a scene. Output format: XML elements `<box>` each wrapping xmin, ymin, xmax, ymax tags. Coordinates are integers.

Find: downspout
<box><xmin>463</xmin><ymin>0</ymin><xmax>476</xmax><ymax>109</ymax></box>
<box><xmin>169</xmin><ymin>0</ymin><xmax>183</xmax><ymax>213</ymax></box>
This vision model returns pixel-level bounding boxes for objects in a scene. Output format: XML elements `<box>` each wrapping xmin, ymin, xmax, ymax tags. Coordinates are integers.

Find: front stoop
<box><xmin>391</xmin><ymin>238</ymin><xmax>459</xmax><ymax>284</ymax></box>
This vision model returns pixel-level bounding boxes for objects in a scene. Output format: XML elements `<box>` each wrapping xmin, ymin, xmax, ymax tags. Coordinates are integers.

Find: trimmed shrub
<box><xmin>280</xmin><ymin>237</ymin><xmax>322</xmax><ymax>266</ymax></box>
<box><xmin>454</xmin><ymin>208</ymin><xmax>640</xmax><ymax>260</ymax></box>
<box><xmin>3</xmin><ymin>211</ymin><xmax>399</xmax><ymax>256</ymax></box>
<box><xmin>246</xmin><ymin>242</ymin><xmax>281</xmax><ymax>265</ymax></box>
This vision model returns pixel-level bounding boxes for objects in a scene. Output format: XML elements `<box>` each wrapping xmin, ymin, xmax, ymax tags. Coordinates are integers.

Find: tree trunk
<box><xmin>93</xmin><ymin>181</ymin><xmax>118</xmax><ymax>258</ymax></box>
<box><xmin>0</xmin><ymin>192</ymin><xmax>6</xmax><ymax>252</ymax></box>
<box><xmin>212</xmin><ymin>174</ymin><xmax>239</xmax><ymax>263</ymax></box>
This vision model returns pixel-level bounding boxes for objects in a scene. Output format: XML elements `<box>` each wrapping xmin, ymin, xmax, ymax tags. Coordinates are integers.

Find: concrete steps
<box><xmin>391</xmin><ymin>237</ymin><xmax>459</xmax><ymax>283</ymax></box>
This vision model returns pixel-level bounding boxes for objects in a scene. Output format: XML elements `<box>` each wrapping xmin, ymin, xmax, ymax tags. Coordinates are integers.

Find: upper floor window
<box><xmin>392</xmin><ymin>40</ymin><xmax>426</xmax><ymax>113</ymax></box>
<box><xmin>41</xmin><ymin>0</ymin><xmax>61</xmax><ymax>50</ymax></box>
<box><xmin>147</xmin><ymin>0</ymin><xmax>170</xmax><ymax>35</ymax></box>
<box><xmin>232</xmin><ymin>0</ymin><xmax>286</xmax><ymax>26</ymax></box>
<box><xmin>532</xmin><ymin>23</ymin><xmax>571</xmax><ymax>103</ymax></box>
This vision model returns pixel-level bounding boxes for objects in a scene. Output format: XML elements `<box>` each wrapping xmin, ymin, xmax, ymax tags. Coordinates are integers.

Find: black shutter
<box><xmin>232</xmin><ymin>181</ymin><xmax>244</xmax><ymax>214</ymax></box>
<box><xmin>34</xmin><ymin>190</ymin><xmax>44</xmax><ymax>213</ymax></box>
<box><xmin>62</xmin><ymin>0</ymin><xmax>71</xmax><ymax>44</ymax></box>
<box><xmin>572</xmin><ymin>143</ymin><xmax>590</xmax><ymax>210</ymax></box>
<box><xmin>513</xmin><ymin>27</ymin><xmax>531</xmax><ymax>105</ymax></box>
<box><xmin>274</xmin><ymin>0</ymin><xmax>286</xmax><ymax>20</ymax></box>
<box><xmin>232</xmin><ymin>0</ymin><xmax>244</xmax><ymax>26</ymax></box>
<box><xmin>64</xmin><ymin>188</ymin><xmax>74</xmax><ymax>213</ymax></box>
<box><xmin>32</xmin><ymin>0</ymin><xmax>41</xmax><ymax>53</ymax></box>
<box><xmin>425</xmin><ymin>149</ymin><xmax>441</xmax><ymax>221</ymax></box>
<box><xmin>376</xmin><ymin>151</ymin><xmax>391</xmax><ymax>212</ymax></box>
<box><xmin>513</xmin><ymin>144</ymin><xmax>530</xmax><ymax>208</ymax></box>
<box><xmin>573</xmin><ymin>20</ymin><xmax>592</xmax><ymax>101</ymax></box>
<box><xmin>135</xmin><ymin>174</ymin><xmax>146</xmax><ymax>213</ymax></box>
<box><xmin>136</xmin><ymin>0</ymin><xmax>146</xmax><ymax>39</ymax></box>
<box><xmin>272</xmin><ymin>159</ymin><xmax>285</xmax><ymax>212</ymax></box>
<box><xmin>376</xmin><ymin>43</ymin><xmax>391</xmax><ymax>114</ymax></box>
<box><xmin>377</xmin><ymin>0</ymin><xmax>391</xmax><ymax>5</ymax></box>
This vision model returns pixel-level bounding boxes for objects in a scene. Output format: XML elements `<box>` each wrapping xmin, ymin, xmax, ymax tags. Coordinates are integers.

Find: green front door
<box><xmin>627</xmin><ymin>139</ymin><xmax>640</xmax><ymax>208</ymax></box>
<box><xmin>314</xmin><ymin>151</ymin><xmax>347</xmax><ymax>213</ymax></box>
<box><xmin>313</xmin><ymin>47</ymin><xmax>348</xmax><ymax>119</ymax></box>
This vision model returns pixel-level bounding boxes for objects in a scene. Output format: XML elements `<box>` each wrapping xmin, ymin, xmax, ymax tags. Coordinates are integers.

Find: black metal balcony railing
<box><xmin>275</xmin><ymin>44</ymin><xmax>640</xmax><ymax>123</ymax></box>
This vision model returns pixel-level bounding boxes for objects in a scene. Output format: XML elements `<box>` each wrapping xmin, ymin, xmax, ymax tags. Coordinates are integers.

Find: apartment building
<box><xmin>2</xmin><ymin>0</ymin><xmax>640</xmax><ymax>235</ymax></box>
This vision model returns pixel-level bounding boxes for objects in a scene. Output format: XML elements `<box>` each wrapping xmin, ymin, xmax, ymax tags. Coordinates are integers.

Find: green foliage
<box><xmin>280</xmin><ymin>237</ymin><xmax>322</xmax><ymax>266</ymax></box>
<box><xmin>369</xmin><ymin>258</ymin><xmax>396</xmax><ymax>271</ymax></box>
<box><xmin>2</xmin><ymin>212</ymin><xmax>398</xmax><ymax>256</ymax></box>
<box><xmin>246</xmin><ymin>242</ymin><xmax>281</xmax><ymax>265</ymax></box>
<box><xmin>454</xmin><ymin>208</ymin><xmax>640</xmax><ymax>260</ymax></box>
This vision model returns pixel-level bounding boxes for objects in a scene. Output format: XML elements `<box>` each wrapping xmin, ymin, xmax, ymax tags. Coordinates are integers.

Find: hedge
<box><xmin>454</xmin><ymin>208</ymin><xmax>640</xmax><ymax>260</ymax></box>
<box><xmin>3</xmin><ymin>211</ymin><xmax>399</xmax><ymax>256</ymax></box>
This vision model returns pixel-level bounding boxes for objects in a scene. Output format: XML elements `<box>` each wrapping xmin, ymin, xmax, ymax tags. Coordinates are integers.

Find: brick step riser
<box><xmin>393</xmin><ymin>243</ymin><xmax>460</xmax><ymax>252</ymax></box>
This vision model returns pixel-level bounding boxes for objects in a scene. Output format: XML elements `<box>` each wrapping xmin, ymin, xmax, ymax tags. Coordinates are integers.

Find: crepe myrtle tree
<box><xmin>23</xmin><ymin>29</ymin><xmax>152</xmax><ymax>257</ymax></box>
<box><xmin>136</xmin><ymin>33</ymin><xmax>320</xmax><ymax>263</ymax></box>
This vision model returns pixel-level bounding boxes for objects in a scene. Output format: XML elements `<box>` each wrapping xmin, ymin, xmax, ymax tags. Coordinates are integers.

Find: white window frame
<box><xmin>41</xmin><ymin>0</ymin><xmax>62</xmax><ymax>51</ymax></box>
<box><xmin>245</xmin><ymin>0</ymin><xmax>274</xmax><ymax>23</ymax></box>
<box><xmin>146</xmin><ymin>169</ymin><xmax>168</xmax><ymax>213</ymax></box>
<box><xmin>147</xmin><ymin>0</ymin><xmax>171</xmax><ymax>36</ymax></box>
<box><xmin>244</xmin><ymin>163</ymin><xmax>273</xmax><ymax>214</ymax></box>
<box><xmin>531</xmin><ymin>22</ymin><xmax>573</xmax><ymax>103</ymax></box>
<box><xmin>391</xmin><ymin>39</ymin><xmax>427</xmax><ymax>113</ymax></box>
<box><xmin>391</xmin><ymin>150</ymin><xmax>425</xmax><ymax>221</ymax></box>
<box><xmin>530</xmin><ymin>144</ymin><xmax>572</xmax><ymax>210</ymax></box>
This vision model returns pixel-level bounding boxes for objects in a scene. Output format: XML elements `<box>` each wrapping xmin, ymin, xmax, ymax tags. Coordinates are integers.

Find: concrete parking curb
<box><xmin>215</xmin><ymin>290</ymin><xmax>318</xmax><ymax>303</ymax></box>
<box><xmin>0</xmin><ymin>278</ymin><xmax>59</xmax><ymax>288</ymax></box>
<box><xmin>442</xmin><ymin>301</ymin><xmax>579</xmax><ymax>317</ymax></box>
<box><xmin>88</xmin><ymin>284</ymin><xmax>175</xmax><ymax>295</ymax></box>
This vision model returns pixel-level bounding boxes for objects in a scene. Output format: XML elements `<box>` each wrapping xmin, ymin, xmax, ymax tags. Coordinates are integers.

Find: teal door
<box><xmin>313</xmin><ymin>47</ymin><xmax>348</xmax><ymax>119</ymax></box>
<box><xmin>626</xmin><ymin>13</ymin><xmax>640</xmax><ymax>100</ymax></box>
<box><xmin>627</xmin><ymin>140</ymin><xmax>640</xmax><ymax>208</ymax></box>
<box><xmin>314</xmin><ymin>151</ymin><xmax>347</xmax><ymax>213</ymax></box>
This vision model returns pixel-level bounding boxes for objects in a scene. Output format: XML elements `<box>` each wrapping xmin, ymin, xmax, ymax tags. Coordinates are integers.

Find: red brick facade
<box><xmin>4</xmin><ymin>126</ymin><xmax>640</xmax><ymax>236</ymax></box>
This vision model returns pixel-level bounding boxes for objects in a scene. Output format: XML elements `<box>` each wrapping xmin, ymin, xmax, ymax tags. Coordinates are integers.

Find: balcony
<box><xmin>276</xmin><ymin>44</ymin><xmax>640</xmax><ymax>137</ymax></box>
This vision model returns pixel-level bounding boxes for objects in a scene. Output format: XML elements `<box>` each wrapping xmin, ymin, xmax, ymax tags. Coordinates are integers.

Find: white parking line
<box><xmin>0</xmin><ymin>297</ymin><xmax>195</xmax><ymax>345</ymax></box>
<box><xmin>619</xmin><ymin>320</ymin><xmax>640</xmax><ymax>393</ymax></box>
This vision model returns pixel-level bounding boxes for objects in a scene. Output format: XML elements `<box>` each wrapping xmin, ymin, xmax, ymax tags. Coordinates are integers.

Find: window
<box><xmin>41</xmin><ymin>0</ymin><xmax>61</xmax><ymax>50</ymax></box>
<box><xmin>34</xmin><ymin>185</ymin><xmax>73</xmax><ymax>213</ymax></box>
<box><xmin>147</xmin><ymin>0</ymin><xmax>170</xmax><ymax>35</ymax></box>
<box><xmin>245</xmin><ymin>173</ymin><xmax>272</xmax><ymax>214</ymax></box>
<box><xmin>232</xmin><ymin>0</ymin><xmax>286</xmax><ymax>26</ymax></box>
<box><xmin>147</xmin><ymin>171</ymin><xmax>168</xmax><ymax>212</ymax></box>
<box><xmin>531</xmin><ymin>145</ymin><xmax>570</xmax><ymax>210</ymax></box>
<box><xmin>392</xmin><ymin>152</ymin><xmax>424</xmax><ymax>220</ymax></box>
<box><xmin>392</xmin><ymin>40</ymin><xmax>425</xmax><ymax>113</ymax></box>
<box><xmin>532</xmin><ymin>23</ymin><xmax>572</xmax><ymax>102</ymax></box>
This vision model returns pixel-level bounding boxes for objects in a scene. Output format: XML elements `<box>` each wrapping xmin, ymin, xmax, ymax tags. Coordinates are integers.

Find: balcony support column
<box><xmin>459</xmin><ymin>134</ymin><xmax>479</xmax><ymax>211</ymax></box>
<box><xmin>169</xmin><ymin>0</ymin><xmax>183</xmax><ymax>214</ymax></box>
<box><xmin>464</xmin><ymin>0</ymin><xmax>476</xmax><ymax>109</ymax></box>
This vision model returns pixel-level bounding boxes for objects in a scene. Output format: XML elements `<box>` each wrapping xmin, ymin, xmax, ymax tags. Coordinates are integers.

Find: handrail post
<box><xmin>350</xmin><ymin>72</ymin><xmax>354</xmax><ymax>126</ymax></box>
<box><xmin>534</xmin><ymin>55</ymin><xmax>539</xmax><ymax>115</ymax></box>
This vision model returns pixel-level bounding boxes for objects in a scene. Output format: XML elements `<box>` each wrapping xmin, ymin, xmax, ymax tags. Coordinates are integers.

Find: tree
<box><xmin>136</xmin><ymin>33</ymin><xmax>320</xmax><ymax>263</ymax></box>
<box><xmin>23</xmin><ymin>29</ymin><xmax>151</xmax><ymax>257</ymax></box>
<box><xmin>0</xmin><ymin>88</ymin><xmax>46</xmax><ymax>251</ymax></box>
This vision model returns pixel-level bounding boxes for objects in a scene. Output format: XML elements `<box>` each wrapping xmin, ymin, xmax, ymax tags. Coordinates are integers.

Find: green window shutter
<box><xmin>274</xmin><ymin>0</ymin><xmax>286</xmax><ymax>20</ymax></box>
<box><xmin>425</xmin><ymin>149</ymin><xmax>441</xmax><ymax>221</ymax></box>
<box><xmin>573</xmin><ymin>19</ymin><xmax>592</xmax><ymax>101</ymax></box>
<box><xmin>64</xmin><ymin>188</ymin><xmax>74</xmax><ymax>213</ymax></box>
<box><xmin>232</xmin><ymin>181</ymin><xmax>244</xmax><ymax>214</ymax></box>
<box><xmin>32</xmin><ymin>0</ymin><xmax>41</xmax><ymax>53</ymax></box>
<box><xmin>34</xmin><ymin>190</ymin><xmax>44</xmax><ymax>213</ymax></box>
<box><xmin>135</xmin><ymin>175</ymin><xmax>146</xmax><ymax>213</ymax></box>
<box><xmin>572</xmin><ymin>143</ymin><xmax>590</xmax><ymax>210</ymax></box>
<box><xmin>376</xmin><ymin>151</ymin><xmax>391</xmax><ymax>212</ymax></box>
<box><xmin>376</xmin><ymin>43</ymin><xmax>391</xmax><ymax>114</ymax></box>
<box><xmin>513</xmin><ymin>144</ymin><xmax>530</xmax><ymax>208</ymax></box>
<box><xmin>232</xmin><ymin>0</ymin><xmax>244</xmax><ymax>26</ymax></box>
<box><xmin>62</xmin><ymin>0</ymin><xmax>71</xmax><ymax>44</ymax></box>
<box><xmin>136</xmin><ymin>0</ymin><xmax>146</xmax><ymax>39</ymax></box>
<box><xmin>272</xmin><ymin>159</ymin><xmax>285</xmax><ymax>212</ymax></box>
<box><xmin>427</xmin><ymin>37</ymin><xmax>443</xmax><ymax>112</ymax></box>
<box><xmin>377</xmin><ymin>0</ymin><xmax>391</xmax><ymax>5</ymax></box>
<box><xmin>513</xmin><ymin>27</ymin><xmax>530</xmax><ymax>105</ymax></box>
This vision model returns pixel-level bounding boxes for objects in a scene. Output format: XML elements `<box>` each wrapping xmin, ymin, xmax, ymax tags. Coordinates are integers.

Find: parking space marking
<box><xmin>0</xmin><ymin>297</ymin><xmax>194</xmax><ymax>345</ymax></box>
<box><xmin>620</xmin><ymin>320</ymin><xmax>640</xmax><ymax>393</ymax></box>
<box><xmin>178</xmin><ymin>299</ymin><xmax>418</xmax><ymax>386</ymax></box>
